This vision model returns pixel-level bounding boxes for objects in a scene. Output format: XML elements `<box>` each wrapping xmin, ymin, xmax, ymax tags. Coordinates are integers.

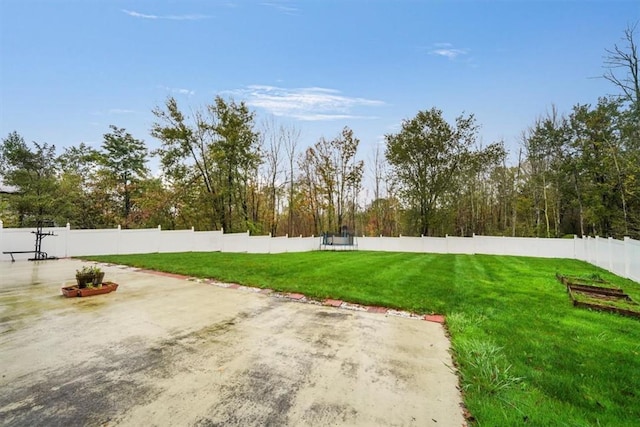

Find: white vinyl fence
<box><xmin>1</xmin><ymin>221</ymin><xmax>638</xmax><ymax>283</ymax></box>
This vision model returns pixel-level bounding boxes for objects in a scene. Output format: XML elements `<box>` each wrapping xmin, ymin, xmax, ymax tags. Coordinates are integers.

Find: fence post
<box><xmin>595</xmin><ymin>236</ymin><xmax>600</xmax><ymax>267</ymax></box>
<box><xmin>607</xmin><ymin>237</ymin><xmax>613</xmax><ymax>272</ymax></box>
<box><xmin>584</xmin><ymin>236</ymin><xmax>589</xmax><ymax>263</ymax></box>
<box><xmin>65</xmin><ymin>223</ymin><xmax>71</xmax><ymax>258</ymax></box>
<box><xmin>624</xmin><ymin>237</ymin><xmax>631</xmax><ymax>280</ymax></box>
<box><xmin>157</xmin><ymin>225</ymin><xmax>162</xmax><ymax>253</ymax></box>
<box><xmin>117</xmin><ymin>225</ymin><xmax>121</xmax><ymax>254</ymax></box>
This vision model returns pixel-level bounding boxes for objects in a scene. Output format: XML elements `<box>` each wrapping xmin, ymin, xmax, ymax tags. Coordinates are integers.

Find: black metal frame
<box><xmin>2</xmin><ymin>220</ymin><xmax>58</xmax><ymax>262</ymax></box>
<box><xmin>320</xmin><ymin>227</ymin><xmax>358</xmax><ymax>251</ymax></box>
<box><xmin>321</xmin><ymin>232</ymin><xmax>355</xmax><ymax>246</ymax></box>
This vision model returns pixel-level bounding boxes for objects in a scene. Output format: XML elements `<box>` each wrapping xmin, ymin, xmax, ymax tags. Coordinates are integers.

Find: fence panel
<box><xmin>158</xmin><ymin>229</ymin><xmax>195</xmax><ymax>253</ymax></box>
<box><xmin>446</xmin><ymin>236</ymin><xmax>475</xmax><ymax>254</ymax></box>
<box><xmin>246</xmin><ymin>235</ymin><xmax>272</xmax><ymax>253</ymax></box>
<box><xmin>118</xmin><ymin>229</ymin><xmax>161</xmax><ymax>254</ymax></box>
<box><xmin>192</xmin><ymin>231</ymin><xmax>223</xmax><ymax>252</ymax></box>
<box><xmin>422</xmin><ymin>237</ymin><xmax>447</xmax><ymax>253</ymax></box>
<box><xmin>626</xmin><ymin>238</ymin><xmax>640</xmax><ymax>283</ymax></box>
<box><xmin>395</xmin><ymin>236</ymin><xmax>422</xmax><ymax>253</ymax></box>
<box><xmin>474</xmin><ymin>236</ymin><xmax>514</xmax><ymax>256</ymax></box>
<box><xmin>67</xmin><ymin>229</ymin><xmax>120</xmax><ymax>256</ymax></box>
<box><xmin>595</xmin><ymin>237</ymin><xmax>610</xmax><ymax>270</ymax></box>
<box><xmin>609</xmin><ymin>239</ymin><xmax>626</xmax><ymax>278</ymax></box>
<box><xmin>359</xmin><ymin>237</ymin><xmax>401</xmax><ymax>252</ymax></box>
<box><xmin>269</xmin><ymin>236</ymin><xmax>290</xmax><ymax>254</ymax></box>
<box><xmin>288</xmin><ymin>236</ymin><xmax>318</xmax><ymax>252</ymax></box>
<box><xmin>573</xmin><ymin>236</ymin><xmax>587</xmax><ymax>261</ymax></box>
<box><xmin>222</xmin><ymin>232</ymin><xmax>250</xmax><ymax>253</ymax></box>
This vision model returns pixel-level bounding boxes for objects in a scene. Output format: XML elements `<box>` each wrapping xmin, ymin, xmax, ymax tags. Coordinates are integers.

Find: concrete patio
<box><xmin>0</xmin><ymin>259</ymin><xmax>464</xmax><ymax>426</ymax></box>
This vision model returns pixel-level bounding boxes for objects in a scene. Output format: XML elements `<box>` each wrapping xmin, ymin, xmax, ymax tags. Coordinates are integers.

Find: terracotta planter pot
<box><xmin>78</xmin><ymin>282</ymin><xmax>118</xmax><ymax>297</ymax></box>
<box><xmin>62</xmin><ymin>286</ymin><xmax>80</xmax><ymax>298</ymax></box>
<box><xmin>62</xmin><ymin>282</ymin><xmax>118</xmax><ymax>298</ymax></box>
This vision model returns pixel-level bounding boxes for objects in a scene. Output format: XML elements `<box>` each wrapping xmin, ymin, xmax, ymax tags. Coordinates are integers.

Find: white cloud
<box><xmin>89</xmin><ymin>109</ymin><xmax>136</xmax><ymax>117</ymax></box>
<box><xmin>122</xmin><ymin>9</ymin><xmax>158</xmax><ymax>19</ymax></box>
<box><xmin>159</xmin><ymin>86</ymin><xmax>195</xmax><ymax>96</ymax></box>
<box><xmin>232</xmin><ymin>85</ymin><xmax>383</xmax><ymax>121</ymax></box>
<box><xmin>108</xmin><ymin>108</ymin><xmax>137</xmax><ymax>114</ymax></box>
<box><xmin>122</xmin><ymin>9</ymin><xmax>209</xmax><ymax>21</ymax></box>
<box><xmin>175</xmin><ymin>88</ymin><xmax>195</xmax><ymax>96</ymax></box>
<box><xmin>428</xmin><ymin>43</ymin><xmax>469</xmax><ymax>60</ymax></box>
<box><xmin>430</xmin><ymin>48</ymin><xmax>468</xmax><ymax>59</ymax></box>
<box><xmin>293</xmin><ymin>113</ymin><xmax>377</xmax><ymax>121</ymax></box>
<box><xmin>261</xmin><ymin>2</ymin><xmax>299</xmax><ymax>15</ymax></box>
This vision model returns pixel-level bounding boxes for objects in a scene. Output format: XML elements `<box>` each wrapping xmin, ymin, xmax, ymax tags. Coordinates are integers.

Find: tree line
<box><xmin>1</xmin><ymin>26</ymin><xmax>638</xmax><ymax>239</ymax></box>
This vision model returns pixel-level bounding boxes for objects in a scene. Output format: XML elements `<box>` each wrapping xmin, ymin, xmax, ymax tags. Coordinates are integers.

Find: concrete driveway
<box><xmin>0</xmin><ymin>259</ymin><xmax>464</xmax><ymax>427</ymax></box>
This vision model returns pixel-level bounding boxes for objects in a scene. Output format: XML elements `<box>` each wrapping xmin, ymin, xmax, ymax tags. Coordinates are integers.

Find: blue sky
<box><xmin>1</xmin><ymin>0</ymin><xmax>638</xmax><ymax>167</ymax></box>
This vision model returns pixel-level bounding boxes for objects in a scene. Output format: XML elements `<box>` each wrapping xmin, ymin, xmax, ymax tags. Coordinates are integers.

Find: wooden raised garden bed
<box><xmin>556</xmin><ymin>274</ymin><xmax>640</xmax><ymax>319</ymax></box>
<box><xmin>62</xmin><ymin>282</ymin><xmax>119</xmax><ymax>298</ymax></box>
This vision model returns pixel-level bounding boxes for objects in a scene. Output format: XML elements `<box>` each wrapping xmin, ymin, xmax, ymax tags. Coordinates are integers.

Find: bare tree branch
<box><xmin>603</xmin><ymin>23</ymin><xmax>640</xmax><ymax>111</ymax></box>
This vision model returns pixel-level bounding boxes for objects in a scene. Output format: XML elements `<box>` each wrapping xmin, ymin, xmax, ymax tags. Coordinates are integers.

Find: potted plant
<box><xmin>75</xmin><ymin>266</ymin><xmax>94</xmax><ymax>288</ymax></box>
<box><xmin>75</xmin><ymin>265</ymin><xmax>105</xmax><ymax>288</ymax></box>
<box><xmin>91</xmin><ymin>266</ymin><xmax>105</xmax><ymax>286</ymax></box>
<box><xmin>64</xmin><ymin>265</ymin><xmax>118</xmax><ymax>298</ymax></box>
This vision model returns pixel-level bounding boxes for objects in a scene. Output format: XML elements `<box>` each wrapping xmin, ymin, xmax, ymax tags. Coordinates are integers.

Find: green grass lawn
<box><xmin>85</xmin><ymin>251</ymin><xmax>640</xmax><ymax>426</ymax></box>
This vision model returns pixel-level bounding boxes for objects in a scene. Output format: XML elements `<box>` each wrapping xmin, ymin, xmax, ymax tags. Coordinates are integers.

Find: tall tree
<box><xmin>567</xmin><ymin>98</ymin><xmax>638</xmax><ymax>237</ymax></box>
<box><xmin>385</xmin><ymin>108</ymin><xmax>500</xmax><ymax>236</ymax></box>
<box><xmin>152</xmin><ymin>96</ymin><xmax>261</xmax><ymax>232</ymax></box>
<box><xmin>449</xmin><ymin>141</ymin><xmax>507</xmax><ymax>236</ymax></box>
<box><xmin>208</xmin><ymin>96</ymin><xmax>262</xmax><ymax>233</ymax></box>
<box><xmin>301</xmin><ymin>127</ymin><xmax>364</xmax><ymax>233</ymax></box>
<box><xmin>368</xmin><ymin>142</ymin><xmax>387</xmax><ymax>236</ymax></box>
<box><xmin>0</xmin><ymin>132</ymin><xmax>59</xmax><ymax>226</ymax></box>
<box><xmin>601</xmin><ymin>24</ymin><xmax>640</xmax><ymax>238</ymax></box>
<box><xmin>152</xmin><ymin>97</ymin><xmax>220</xmax><ymax>229</ymax></box>
<box><xmin>298</xmin><ymin>146</ymin><xmax>323</xmax><ymax>235</ymax></box>
<box><xmin>98</xmin><ymin>126</ymin><xmax>149</xmax><ymax>227</ymax></box>
<box><xmin>57</xmin><ymin>143</ymin><xmax>103</xmax><ymax>228</ymax></box>
<box><xmin>283</xmin><ymin>124</ymin><xmax>300</xmax><ymax>236</ymax></box>
<box><xmin>332</xmin><ymin>127</ymin><xmax>363</xmax><ymax>232</ymax></box>
<box><xmin>260</xmin><ymin>118</ymin><xmax>283</xmax><ymax>236</ymax></box>
<box><xmin>522</xmin><ymin>108</ymin><xmax>568</xmax><ymax>237</ymax></box>
<box><xmin>603</xmin><ymin>23</ymin><xmax>640</xmax><ymax>112</ymax></box>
